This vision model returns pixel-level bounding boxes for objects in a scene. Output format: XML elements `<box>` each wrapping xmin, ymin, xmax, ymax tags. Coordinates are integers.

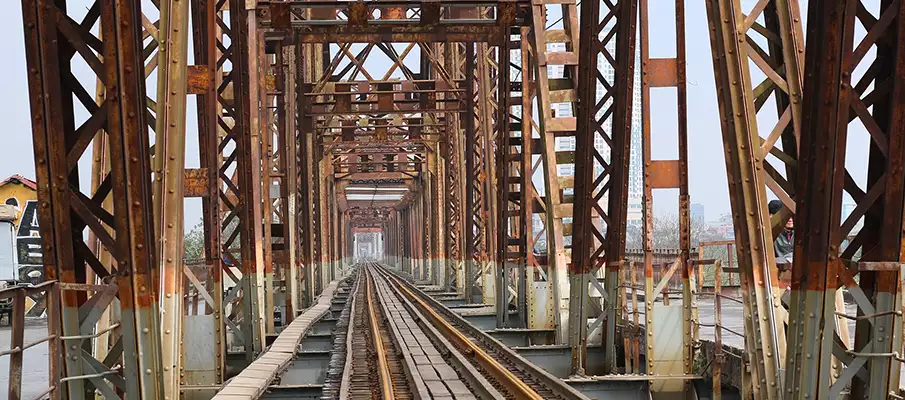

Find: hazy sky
<box><xmin>0</xmin><ymin>0</ymin><xmax>873</xmax><ymax>229</ymax></box>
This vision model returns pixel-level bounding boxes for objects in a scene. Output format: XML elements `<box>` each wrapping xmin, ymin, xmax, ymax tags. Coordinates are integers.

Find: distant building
<box><xmin>710</xmin><ymin>214</ymin><xmax>735</xmax><ymax>240</ymax></box>
<box><xmin>0</xmin><ymin>175</ymin><xmax>45</xmax><ymax>316</ymax></box>
<box><xmin>691</xmin><ymin>203</ymin><xmax>705</xmax><ymax>221</ymax></box>
<box><xmin>535</xmin><ymin>42</ymin><xmax>643</xmax><ymax>223</ymax></box>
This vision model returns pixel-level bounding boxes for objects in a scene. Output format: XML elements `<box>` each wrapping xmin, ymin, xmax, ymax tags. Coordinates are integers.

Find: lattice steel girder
<box><xmin>227</xmin><ymin>0</ymin><xmax>268</xmax><ymax>360</ymax></box>
<box><xmin>497</xmin><ymin>26</ymin><xmax>535</xmax><ymax>329</ymax></box>
<box><xmin>569</xmin><ymin>0</ymin><xmax>637</xmax><ymax>375</ymax></box>
<box><xmin>192</xmin><ymin>0</ymin><xmax>227</xmax><ymax>386</ymax></box>
<box><xmin>516</xmin><ymin>27</ymin><xmax>552</xmax><ymax>332</ymax></box>
<box><xmin>529</xmin><ymin>0</ymin><xmax>575</xmax><ymax>343</ymax></box>
<box><xmin>441</xmin><ymin>42</ymin><xmax>466</xmax><ymax>293</ymax></box>
<box><xmin>279</xmin><ymin>41</ymin><xmax>302</xmax><ymax>321</ymax></box>
<box><xmin>258</xmin><ymin>0</ymin><xmax>528</xmax><ymax>42</ymax></box>
<box><xmin>23</xmin><ymin>0</ymin><xmax>165</xmax><ymax>397</ymax></box>
<box><xmin>476</xmin><ymin>42</ymin><xmax>499</xmax><ymax>307</ymax></box>
<box><xmin>262</xmin><ymin>46</ymin><xmax>277</xmax><ymax>334</ymax></box>
<box><xmin>297</xmin><ymin>77</ymin><xmax>317</xmax><ymax>307</ymax></box>
<box><xmin>155</xmin><ymin>0</ymin><xmax>192</xmax><ymax>396</ymax></box>
<box><xmin>704</xmin><ymin>0</ymin><xmax>805</xmax><ymax>397</ymax></box>
<box><xmin>262</xmin><ymin>37</ymin><xmax>301</xmax><ymax>328</ymax></box>
<box><xmin>785</xmin><ymin>1</ymin><xmax>905</xmax><ymax>398</ymax></box>
<box><xmin>463</xmin><ymin>43</ymin><xmax>479</xmax><ymax>301</ymax></box>
<box><xmin>428</xmin><ymin>141</ymin><xmax>447</xmax><ymax>288</ymax></box>
<box><xmin>495</xmin><ymin>24</ymin><xmax>514</xmax><ymax>328</ymax></box>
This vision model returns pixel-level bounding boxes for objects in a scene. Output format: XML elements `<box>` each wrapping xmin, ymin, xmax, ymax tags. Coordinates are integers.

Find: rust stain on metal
<box><xmin>184</xmin><ymin>168</ymin><xmax>209</xmax><ymax>198</ymax></box>
<box><xmin>187</xmin><ymin>66</ymin><xmax>212</xmax><ymax>94</ymax></box>
<box><xmin>646</xmin><ymin>58</ymin><xmax>678</xmax><ymax>88</ymax></box>
<box><xmin>648</xmin><ymin>160</ymin><xmax>681</xmax><ymax>189</ymax></box>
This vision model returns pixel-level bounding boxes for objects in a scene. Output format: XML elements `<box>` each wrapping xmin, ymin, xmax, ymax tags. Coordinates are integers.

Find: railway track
<box><xmin>369</xmin><ymin>263</ymin><xmax>589</xmax><ymax>400</ymax></box>
<box><xmin>321</xmin><ymin>262</ymin><xmax>588</xmax><ymax>400</ymax></box>
<box><xmin>367</xmin><ymin>268</ymin><xmax>414</xmax><ymax>400</ymax></box>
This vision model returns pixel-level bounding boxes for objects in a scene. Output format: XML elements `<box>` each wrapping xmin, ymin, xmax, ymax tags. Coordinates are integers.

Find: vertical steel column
<box><xmin>155</xmin><ymin>0</ymin><xmax>191</xmax><ymax>396</ymax></box>
<box><xmin>23</xmin><ymin>0</ymin><xmax>165</xmax><ymax>397</ymax></box>
<box><xmin>281</xmin><ymin>43</ymin><xmax>301</xmax><ymax>319</ymax></box>
<box><xmin>443</xmin><ymin>43</ymin><xmax>465</xmax><ymax>293</ymax></box>
<box><xmin>261</xmin><ymin>46</ymin><xmax>277</xmax><ymax>334</ymax></box>
<box><xmin>430</xmin><ymin>141</ymin><xmax>447</xmax><ymax>287</ymax></box>
<box><xmin>570</xmin><ymin>0</ymin><xmax>637</xmax><ymax>375</ymax></box>
<box><xmin>496</xmin><ymin>28</ymin><xmax>515</xmax><ymax>327</ymax></box>
<box><xmin>639</xmin><ymin>0</ymin><xmax>693</xmax><ymax>395</ymax></box>
<box><xmin>529</xmin><ymin>0</ymin><xmax>581</xmax><ymax>342</ymax></box>
<box><xmin>704</xmin><ymin>0</ymin><xmax>806</xmax><ymax>396</ymax></box>
<box><xmin>191</xmin><ymin>0</ymin><xmax>226</xmax><ymax>386</ymax></box>
<box><xmin>227</xmin><ymin>0</ymin><xmax>266</xmax><ymax>361</ymax></box>
<box><xmin>517</xmin><ymin>30</ymin><xmax>549</xmax><ymax>331</ymax></box>
<box><xmin>331</xmin><ymin>179</ymin><xmax>341</xmax><ymax>277</ymax></box>
<box><xmin>463</xmin><ymin>43</ymin><xmax>478</xmax><ymax>302</ymax></box>
<box><xmin>312</xmin><ymin>123</ymin><xmax>325</xmax><ymax>293</ymax></box>
<box><xmin>786</xmin><ymin>1</ymin><xmax>905</xmax><ymax>398</ymax></box>
<box><xmin>603</xmin><ymin>0</ymin><xmax>638</xmax><ymax>376</ymax></box>
<box><xmin>297</xmin><ymin>78</ymin><xmax>316</xmax><ymax>306</ymax></box>
<box><xmin>416</xmin><ymin>192</ymin><xmax>425</xmax><ymax>280</ymax></box>
<box><xmin>476</xmin><ymin>42</ymin><xmax>499</xmax><ymax>306</ymax></box>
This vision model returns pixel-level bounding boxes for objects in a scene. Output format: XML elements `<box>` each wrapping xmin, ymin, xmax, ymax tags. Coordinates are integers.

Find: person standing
<box><xmin>769</xmin><ymin>200</ymin><xmax>793</xmax><ymax>299</ymax></box>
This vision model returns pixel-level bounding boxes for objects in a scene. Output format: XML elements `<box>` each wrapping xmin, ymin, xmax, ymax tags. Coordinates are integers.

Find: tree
<box><xmin>183</xmin><ymin>217</ymin><xmax>241</xmax><ymax>263</ymax></box>
<box><xmin>624</xmin><ymin>213</ymin><xmax>731</xmax><ymax>250</ymax></box>
<box><xmin>184</xmin><ymin>222</ymin><xmax>204</xmax><ymax>263</ymax></box>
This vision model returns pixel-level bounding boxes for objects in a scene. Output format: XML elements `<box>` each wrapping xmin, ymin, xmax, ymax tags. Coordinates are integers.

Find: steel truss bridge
<box><xmin>7</xmin><ymin>0</ymin><xmax>905</xmax><ymax>399</ymax></box>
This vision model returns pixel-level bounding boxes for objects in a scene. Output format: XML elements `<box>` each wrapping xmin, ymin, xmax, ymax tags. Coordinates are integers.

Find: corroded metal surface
<box><xmin>19</xmin><ymin>0</ymin><xmax>905</xmax><ymax>398</ymax></box>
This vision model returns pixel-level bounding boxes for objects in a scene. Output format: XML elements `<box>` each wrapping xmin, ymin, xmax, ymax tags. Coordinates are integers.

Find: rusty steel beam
<box><xmin>704</xmin><ymin>0</ymin><xmax>806</xmax><ymax>396</ymax></box>
<box><xmin>463</xmin><ymin>43</ymin><xmax>482</xmax><ymax>302</ymax></box>
<box><xmin>569</xmin><ymin>0</ymin><xmax>637</xmax><ymax>375</ymax></box>
<box><xmin>496</xmin><ymin>27</ymin><xmax>535</xmax><ymax>329</ymax></box>
<box><xmin>154</xmin><ymin>0</ymin><xmax>192</xmax><ymax>396</ymax></box>
<box><xmin>297</xmin><ymin>78</ymin><xmax>317</xmax><ymax>307</ymax></box>
<box><xmin>221</xmin><ymin>0</ymin><xmax>267</xmax><ymax>362</ymax></box>
<box><xmin>190</xmin><ymin>0</ymin><xmax>227</xmax><ymax>388</ymax></box>
<box><xmin>529</xmin><ymin>0</ymin><xmax>577</xmax><ymax>343</ymax></box>
<box><xmin>441</xmin><ymin>42</ymin><xmax>466</xmax><ymax>294</ymax></box>
<box><xmin>638</xmin><ymin>0</ymin><xmax>695</xmax><ymax>395</ymax></box>
<box><xmin>785</xmin><ymin>1</ymin><xmax>905</xmax><ymax>398</ymax></box>
<box><xmin>428</xmin><ymin>143</ymin><xmax>446</xmax><ymax>286</ymax></box>
<box><xmin>279</xmin><ymin>41</ymin><xmax>302</xmax><ymax>320</ymax></box>
<box><xmin>23</xmin><ymin>0</ymin><xmax>165</xmax><ymax>397</ymax></box>
<box><xmin>516</xmin><ymin>27</ymin><xmax>553</xmax><ymax>333</ymax></box>
<box><xmin>259</xmin><ymin>0</ymin><xmax>528</xmax><ymax>43</ymax></box>
<box><xmin>476</xmin><ymin>41</ymin><xmax>500</xmax><ymax>307</ymax></box>
<box><xmin>261</xmin><ymin>45</ymin><xmax>277</xmax><ymax>334</ymax></box>
<box><xmin>496</xmin><ymin>25</ymin><xmax>517</xmax><ymax>327</ymax></box>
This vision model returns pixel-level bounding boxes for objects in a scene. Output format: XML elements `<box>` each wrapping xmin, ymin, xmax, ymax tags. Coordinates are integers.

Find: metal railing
<box><xmin>0</xmin><ymin>280</ymin><xmax>60</xmax><ymax>400</ymax></box>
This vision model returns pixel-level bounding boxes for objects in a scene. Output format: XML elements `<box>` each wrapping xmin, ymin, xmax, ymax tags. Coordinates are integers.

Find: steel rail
<box><xmin>367</xmin><ymin>262</ymin><xmax>506</xmax><ymax>399</ymax></box>
<box><xmin>365</xmin><ymin>268</ymin><xmax>396</xmax><ymax>400</ymax></box>
<box><xmin>372</xmin><ymin>265</ymin><xmax>545</xmax><ymax>400</ymax></box>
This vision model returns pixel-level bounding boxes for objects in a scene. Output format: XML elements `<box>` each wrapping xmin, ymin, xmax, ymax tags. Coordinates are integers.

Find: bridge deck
<box><xmin>212</xmin><ymin>281</ymin><xmax>341</xmax><ymax>399</ymax></box>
